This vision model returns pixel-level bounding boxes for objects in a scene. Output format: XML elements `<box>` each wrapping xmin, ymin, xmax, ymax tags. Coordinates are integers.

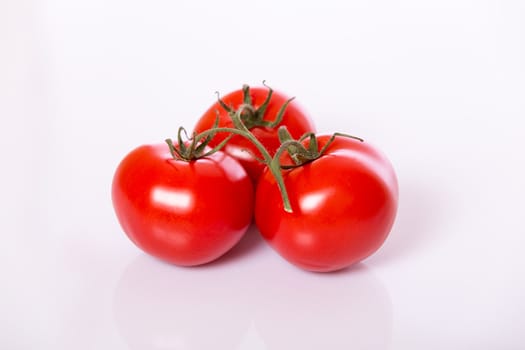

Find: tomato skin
<box><xmin>112</xmin><ymin>143</ymin><xmax>254</xmax><ymax>266</ymax></box>
<box><xmin>193</xmin><ymin>86</ymin><xmax>315</xmax><ymax>183</ymax></box>
<box><xmin>255</xmin><ymin>136</ymin><xmax>398</xmax><ymax>272</ymax></box>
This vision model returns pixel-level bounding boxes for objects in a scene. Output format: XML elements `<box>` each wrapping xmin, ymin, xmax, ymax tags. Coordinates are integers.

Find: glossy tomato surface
<box><xmin>193</xmin><ymin>86</ymin><xmax>315</xmax><ymax>183</ymax></box>
<box><xmin>255</xmin><ymin>135</ymin><xmax>398</xmax><ymax>272</ymax></box>
<box><xmin>112</xmin><ymin>143</ymin><xmax>254</xmax><ymax>266</ymax></box>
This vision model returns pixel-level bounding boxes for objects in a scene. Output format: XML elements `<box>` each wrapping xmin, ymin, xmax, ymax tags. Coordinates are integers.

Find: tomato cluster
<box><xmin>112</xmin><ymin>84</ymin><xmax>398</xmax><ymax>272</ymax></box>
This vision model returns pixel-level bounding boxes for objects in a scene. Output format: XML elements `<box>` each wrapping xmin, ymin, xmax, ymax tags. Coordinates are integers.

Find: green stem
<box><xmin>194</xmin><ymin>126</ymin><xmax>293</xmax><ymax>213</ymax></box>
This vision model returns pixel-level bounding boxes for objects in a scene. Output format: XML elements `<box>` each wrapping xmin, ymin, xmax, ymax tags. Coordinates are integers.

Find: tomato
<box><xmin>112</xmin><ymin>143</ymin><xmax>254</xmax><ymax>266</ymax></box>
<box><xmin>254</xmin><ymin>135</ymin><xmax>398</xmax><ymax>272</ymax></box>
<box><xmin>193</xmin><ymin>85</ymin><xmax>315</xmax><ymax>183</ymax></box>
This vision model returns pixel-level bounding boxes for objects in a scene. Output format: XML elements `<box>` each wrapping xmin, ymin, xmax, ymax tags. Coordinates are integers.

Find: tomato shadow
<box><xmin>370</xmin><ymin>179</ymin><xmax>451</xmax><ymax>265</ymax></box>
<box><xmin>204</xmin><ymin>223</ymin><xmax>268</xmax><ymax>268</ymax></box>
<box><xmin>314</xmin><ymin>261</ymin><xmax>371</xmax><ymax>276</ymax></box>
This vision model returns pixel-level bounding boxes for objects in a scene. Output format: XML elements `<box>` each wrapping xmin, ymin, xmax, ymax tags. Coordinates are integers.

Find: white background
<box><xmin>1</xmin><ymin>0</ymin><xmax>524</xmax><ymax>349</ymax></box>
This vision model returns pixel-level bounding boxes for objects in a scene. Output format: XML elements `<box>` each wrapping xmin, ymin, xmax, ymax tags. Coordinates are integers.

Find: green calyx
<box><xmin>216</xmin><ymin>82</ymin><xmax>295</xmax><ymax>130</ymax></box>
<box><xmin>275</xmin><ymin>126</ymin><xmax>364</xmax><ymax>169</ymax></box>
<box><xmin>165</xmin><ymin>118</ymin><xmax>232</xmax><ymax>161</ymax></box>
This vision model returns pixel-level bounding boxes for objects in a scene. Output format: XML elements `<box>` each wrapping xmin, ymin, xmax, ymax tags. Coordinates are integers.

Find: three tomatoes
<box><xmin>112</xmin><ymin>85</ymin><xmax>398</xmax><ymax>272</ymax></box>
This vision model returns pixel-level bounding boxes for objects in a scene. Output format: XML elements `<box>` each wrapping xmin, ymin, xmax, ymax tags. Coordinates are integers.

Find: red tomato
<box><xmin>112</xmin><ymin>143</ymin><xmax>254</xmax><ymax>266</ymax></box>
<box><xmin>255</xmin><ymin>135</ymin><xmax>398</xmax><ymax>272</ymax></box>
<box><xmin>193</xmin><ymin>85</ymin><xmax>315</xmax><ymax>183</ymax></box>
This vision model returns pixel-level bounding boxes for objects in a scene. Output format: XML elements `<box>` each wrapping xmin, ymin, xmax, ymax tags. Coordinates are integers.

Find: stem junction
<box><xmin>216</xmin><ymin>82</ymin><xmax>295</xmax><ymax>130</ymax></box>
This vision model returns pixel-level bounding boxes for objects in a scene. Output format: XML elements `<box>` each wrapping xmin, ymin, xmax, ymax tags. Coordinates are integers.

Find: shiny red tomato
<box><xmin>112</xmin><ymin>143</ymin><xmax>254</xmax><ymax>266</ymax></box>
<box><xmin>193</xmin><ymin>85</ymin><xmax>315</xmax><ymax>183</ymax></box>
<box><xmin>255</xmin><ymin>135</ymin><xmax>398</xmax><ymax>272</ymax></box>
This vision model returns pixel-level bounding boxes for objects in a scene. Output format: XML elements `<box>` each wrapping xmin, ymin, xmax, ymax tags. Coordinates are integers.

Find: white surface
<box><xmin>2</xmin><ymin>0</ymin><xmax>525</xmax><ymax>349</ymax></box>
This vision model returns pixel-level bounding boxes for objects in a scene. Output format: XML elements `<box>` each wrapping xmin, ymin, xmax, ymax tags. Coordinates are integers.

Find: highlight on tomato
<box><xmin>254</xmin><ymin>129</ymin><xmax>399</xmax><ymax>272</ymax></box>
<box><xmin>193</xmin><ymin>83</ymin><xmax>315</xmax><ymax>184</ymax></box>
<box><xmin>111</xmin><ymin>129</ymin><xmax>254</xmax><ymax>266</ymax></box>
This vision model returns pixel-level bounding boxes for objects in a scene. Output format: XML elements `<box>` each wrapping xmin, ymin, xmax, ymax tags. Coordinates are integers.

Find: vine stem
<box><xmin>194</xmin><ymin>124</ymin><xmax>293</xmax><ymax>213</ymax></box>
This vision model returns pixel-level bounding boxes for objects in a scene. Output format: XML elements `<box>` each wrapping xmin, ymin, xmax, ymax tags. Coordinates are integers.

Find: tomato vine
<box><xmin>165</xmin><ymin>88</ymin><xmax>364</xmax><ymax>214</ymax></box>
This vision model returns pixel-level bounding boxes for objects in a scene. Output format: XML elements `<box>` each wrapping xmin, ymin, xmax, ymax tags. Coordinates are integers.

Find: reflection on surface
<box><xmin>114</xmin><ymin>253</ymin><xmax>392</xmax><ymax>349</ymax></box>
<box><xmin>113</xmin><ymin>255</ymin><xmax>254</xmax><ymax>350</ymax></box>
<box><xmin>252</xmin><ymin>264</ymin><xmax>393</xmax><ymax>349</ymax></box>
